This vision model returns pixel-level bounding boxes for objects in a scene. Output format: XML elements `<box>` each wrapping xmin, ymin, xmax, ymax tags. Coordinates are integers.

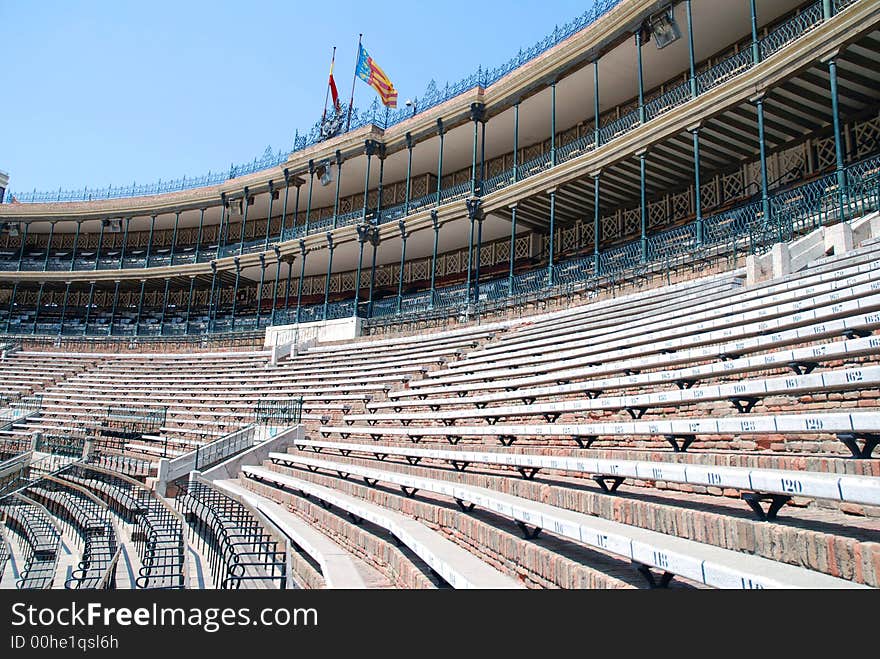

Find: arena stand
<box><xmin>1</xmin><ymin>0</ymin><xmax>879</xmax><ymax>589</ymax></box>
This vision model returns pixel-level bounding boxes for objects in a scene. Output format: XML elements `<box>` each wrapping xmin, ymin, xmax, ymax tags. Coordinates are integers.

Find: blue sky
<box><xmin>1</xmin><ymin>0</ymin><xmax>598</xmax><ymax>194</ymax></box>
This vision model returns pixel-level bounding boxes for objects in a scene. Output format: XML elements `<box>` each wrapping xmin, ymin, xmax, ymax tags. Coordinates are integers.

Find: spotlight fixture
<box><xmin>318</xmin><ymin>161</ymin><xmax>334</xmax><ymax>187</ymax></box>
<box><xmin>647</xmin><ymin>5</ymin><xmax>681</xmax><ymax>50</ymax></box>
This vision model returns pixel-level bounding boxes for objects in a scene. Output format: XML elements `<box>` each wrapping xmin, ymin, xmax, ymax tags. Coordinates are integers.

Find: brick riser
<box><xmin>272</xmin><ymin>452</ymin><xmax>880</xmax><ymax>588</ymax></box>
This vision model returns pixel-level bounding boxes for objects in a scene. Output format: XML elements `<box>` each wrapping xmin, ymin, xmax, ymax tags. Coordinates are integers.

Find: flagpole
<box><xmin>322</xmin><ymin>46</ymin><xmax>336</xmax><ymax>122</ymax></box>
<box><xmin>345</xmin><ymin>34</ymin><xmax>363</xmax><ymax>133</ymax></box>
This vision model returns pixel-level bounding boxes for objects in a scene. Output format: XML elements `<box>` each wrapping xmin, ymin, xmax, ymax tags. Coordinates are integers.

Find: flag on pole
<box><xmin>328</xmin><ymin>53</ymin><xmax>341</xmax><ymax>114</ymax></box>
<box><xmin>355</xmin><ymin>43</ymin><xmax>398</xmax><ymax>108</ymax></box>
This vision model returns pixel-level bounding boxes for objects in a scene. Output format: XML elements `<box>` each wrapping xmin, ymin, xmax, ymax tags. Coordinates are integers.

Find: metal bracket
<box><xmin>664</xmin><ymin>435</ymin><xmax>696</xmax><ymax>453</ymax></box>
<box><xmin>363</xmin><ymin>477</ymin><xmax>379</xmax><ymax>487</ymax></box>
<box><xmin>400</xmin><ymin>486</ymin><xmax>419</xmax><ymax>499</ymax></box>
<box><xmin>573</xmin><ymin>435</ymin><xmax>597</xmax><ymax>449</ymax></box>
<box><xmin>441</xmin><ymin>419</ymin><xmax>456</xmax><ymax>427</ymax></box>
<box><xmin>542</xmin><ymin>412</ymin><xmax>562</xmax><ymax>423</ymax></box>
<box><xmin>339</xmin><ymin>432</ymin><xmax>351</xmax><ymax>440</ymax></box>
<box><xmin>408</xmin><ymin>435</ymin><xmax>423</xmax><ymax>444</ymax></box>
<box><xmin>335</xmin><ymin>471</ymin><xmax>350</xmax><ymax>480</ymax></box>
<box><xmin>520</xmin><ymin>397</ymin><xmax>537</xmax><ymax>405</ymax></box>
<box><xmin>404</xmin><ymin>456</ymin><xmax>422</xmax><ymax>466</ymax></box>
<box><xmin>517</xmin><ymin>467</ymin><xmax>541</xmax><ymax>480</ymax></box>
<box><xmin>633</xmin><ymin>562</ymin><xmax>674</xmax><ymax>589</ymax></box>
<box><xmin>338</xmin><ymin>449</ymin><xmax>351</xmax><ymax>457</ymax></box>
<box><xmin>498</xmin><ymin>435</ymin><xmax>517</xmax><ymax>447</ymax></box>
<box><xmin>843</xmin><ymin>328</ymin><xmax>872</xmax><ymax>340</ymax></box>
<box><xmin>741</xmin><ymin>492</ymin><xmax>791</xmax><ymax>521</ymax></box>
<box><xmin>676</xmin><ymin>379</ymin><xmax>696</xmax><ymax>390</ymax></box>
<box><xmin>592</xmin><ymin>475</ymin><xmax>626</xmax><ymax>493</ymax></box>
<box><xmin>787</xmin><ymin>361</ymin><xmax>818</xmax><ymax>376</ymax></box>
<box><xmin>375</xmin><ymin>453</ymin><xmax>388</xmax><ymax>462</ymax></box>
<box><xmin>446</xmin><ymin>435</ymin><xmax>462</xmax><ymax>446</ymax></box>
<box><xmin>729</xmin><ymin>397</ymin><xmax>760</xmax><ymax>414</ymax></box>
<box><xmin>836</xmin><ymin>433</ymin><xmax>880</xmax><ymax>459</ymax></box>
<box><xmin>450</xmin><ymin>460</ymin><xmax>470</xmax><ymax>472</ymax></box>
<box><xmin>370</xmin><ymin>434</ymin><xmax>383</xmax><ymax>441</ymax></box>
<box><xmin>625</xmin><ymin>407</ymin><xmax>647</xmax><ymax>420</ymax></box>
<box><xmin>585</xmin><ymin>390</ymin><xmax>602</xmax><ymax>399</ymax></box>
<box><xmin>515</xmin><ymin>520</ymin><xmax>543</xmax><ymax>540</ymax></box>
<box><xmin>455</xmin><ymin>498</ymin><xmax>476</xmax><ymax>512</ymax></box>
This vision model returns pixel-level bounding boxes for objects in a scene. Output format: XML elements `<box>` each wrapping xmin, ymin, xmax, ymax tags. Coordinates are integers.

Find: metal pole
<box><xmin>686</xmin><ymin>0</ymin><xmax>697</xmax><ymax>99</ymax></box>
<box><xmin>436</xmin><ymin>119</ymin><xmax>444</xmax><ymax>207</ymax></box>
<box><xmin>32</xmin><ymin>283</ymin><xmax>44</xmax><ymax>335</ymax></box>
<box><xmin>256</xmin><ymin>254</ymin><xmax>266</xmax><ymax>328</ymax></box>
<box><xmin>70</xmin><ymin>221</ymin><xmax>82</xmax><ymax>272</ymax></box>
<box><xmin>332</xmin><ymin>151</ymin><xmax>343</xmax><ymax>229</ymax></box>
<box><xmin>756</xmin><ymin>97</ymin><xmax>772</xmax><ymax>232</ymax></box>
<box><xmin>5</xmin><ymin>282</ymin><xmax>17</xmax><ymax>333</ymax></box>
<box><xmin>296</xmin><ymin>242</ymin><xmax>307</xmax><ymax>324</ymax></box>
<box><xmin>270</xmin><ymin>252</ymin><xmax>282</xmax><ymax>326</ymax></box>
<box><xmin>323</xmin><ymin>234</ymin><xmax>334</xmax><ymax>320</ymax></box>
<box><xmin>429</xmin><ymin>211</ymin><xmax>440</xmax><ymax>308</ymax></box>
<box><xmin>551</xmin><ymin>82</ymin><xmax>557</xmax><ymax>166</ymax></box>
<box><xmin>264</xmin><ymin>181</ymin><xmax>275</xmax><ymax>250</ymax></box>
<box><xmin>354</xmin><ymin>225</ymin><xmax>367</xmax><ymax>315</ymax></box>
<box><xmin>207</xmin><ymin>263</ymin><xmax>218</xmax><ymax>333</ymax></box>
<box><xmin>120</xmin><ymin>218</ymin><xmax>130</xmax><ymax>269</ymax></box>
<box><xmin>636</xmin><ymin>30</ymin><xmax>645</xmax><ymax>124</ymax></box>
<box><xmin>548</xmin><ymin>190</ymin><xmax>556</xmax><ymax>283</ymax></box>
<box><xmin>640</xmin><ymin>152</ymin><xmax>648</xmax><ymax>262</ymax></box>
<box><xmin>17</xmin><ymin>221</ymin><xmax>28</xmax><ymax>271</ymax></box>
<box><xmin>134</xmin><ymin>280</ymin><xmax>146</xmax><ymax>336</ymax></box>
<box><xmin>470</xmin><ymin>104</ymin><xmax>482</xmax><ymax>195</ymax></box>
<box><xmin>95</xmin><ymin>220</ymin><xmax>105</xmax><ymax>270</ymax></box>
<box><xmin>194</xmin><ymin>208</ymin><xmax>205</xmax><ymax>263</ymax></box>
<box><xmin>363</xmin><ymin>141</ymin><xmax>375</xmax><ymax>221</ymax></box>
<box><xmin>593</xmin><ymin>173</ymin><xmax>601</xmax><ymax>276</ymax></box>
<box><xmin>508</xmin><ymin>204</ymin><xmax>517</xmax><ymax>297</ymax></box>
<box><xmin>513</xmin><ymin>102</ymin><xmax>520</xmax><ymax>182</ymax></box>
<box><xmin>368</xmin><ymin>227</ymin><xmax>379</xmax><ymax>318</ymax></box>
<box><xmin>44</xmin><ymin>221</ymin><xmax>55</xmax><ymax>271</ymax></box>
<box><xmin>144</xmin><ymin>215</ymin><xmax>155</xmax><ymax>267</ymax></box>
<box><xmin>396</xmin><ymin>221</ymin><xmax>407</xmax><ymax>314</ymax></box>
<box><xmin>109</xmin><ymin>280</ymin><xmax>120</xmax><ymax>336</ymax></box>
<box><xmin>693</xmin><ymin>128</ymin><xmax>704</xmax><ymax>245</ymax></box>
<box><xmin>280</xmin><ymin>170</ymin><xmax>291</xmax><ymax>243</ymax></box>
<box><xmin>216</xmin><ymin>197</ymin><xmax>226</xmax><ymax>259</ymax></box>
<box><xmin>828</xmin><ymin>57</ymin><xmax>848</xmax><ymax>220</ymax></box>
<box><xmin>58</xmin><ymin>281</ymin><xmax>71</xmax><ymax>336</ymax></box>
<box><xmin>83</xmin><ymin>281</ymin><xmax>95</xmax><ymax>335</ymax></box>
<box><xmin>170</xmin><ymin>211</ymin><xmax>180</xmax><ymax>264</ymax></box>
<box><xmin>750</xmin><ymin>0</ymin><xmax>761</xmax><ymax>65</ymax></box>
<box><xmin>231</xmin><ymin>258</ymin><xmax>241</xmax><ymax>330</ymax></box>
<box><xmin>185</xmin><ymin>276</ymin><xmax>196</xmax><ymax>332</ymax></box>
<box><xmin>305</xmin><ymin>162</ymin><xmax>315</xmax><ymax>235</ymax></box>
<box><xmin>239</xmin><ymin>188</ymin><xmax>250</xmax><ymax>255</ymax></box>
<box><xmin>594</xmin><ymin>60</ymin><xmax>601</xmax><ymax>148</ymax></box>
<box><xmin>159</xmin><ymin>277</ymin><xmax>170</xmax><ymax>335</ymax></box>
<box><xmin>404</xmin><ymin>133</ymin><xmax>413</xmax><ymax>215</ymax></box>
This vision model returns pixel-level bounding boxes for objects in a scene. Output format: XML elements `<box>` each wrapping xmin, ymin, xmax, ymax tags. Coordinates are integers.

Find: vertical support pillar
<box><xmin>475</xmin><ymin>211</ymin><xmax>484</xmax><ymax>304</ymax></box>
<box><xmin>367</xmin><ymin>226</ymin><xmax>380</xmax><ymax>318</ymax></box>
<box><xmin>404</xmin><ymin>133</ymin><xmax>414</xmax><ymax>215</ymax></box>
<box><xmin>58</xmin><ymin>281</ymin><xmax>71</xmax><ymax>336</ymax></box>
<box><xmin>120</xmin><ymin>218</ymin><xmax>130</xmax><ymax>269</ymax></box>
<box><xmin>70</xmin><ymin>220</ymin><xmax>82</xmax><ymax>272</ymax></box>
<box><xmin>363</xmin><ymin>141</ymin><xmax>376</xmax><ymax>222</ymax></box>
<box><xmin>429</xmin><ymin>210</ymin><xmax>440</xmax><ymax>308</ymax></box>
<box><xmin>470</xmin><ymin>103</ymin><xmax>485</xmax><ymax>195</ymax></box>
<box><xmin>436</xmin><ymin>119</ymin><xmax>445</xmax><ymax>207</ymax></box>
<box><xmin>551</xmin><ymin>81</ymin><xmax>558</xmax><ymax>166</ymax></box>
<box><xmin>239</xmin><ymin>188</ymin><xmax>250</xmax><ymax>255</ymax></box>
<box><xmin>376</xmin><ymin>144</ymin><xmax>387</xmax><ymax>220</ymax></box>
<box><xmin>354</xmin><ymin>223</ymin><xmax>369</xmax><ymax>316</ymax></box>
<box><xmin>305</xmin><ymin>161</ymin><xmax>315</xmax><ymax>235</ymax></box>
<box><xmin>513</xmin><ymin>102</ymin><xmax>520</xmax><ymax>182</ymax></box>
<box><xmin>548</xmin><ymin>189</ymin><xmax>557</xmax><ymax>284</ymax></box>
<box><xmin>639</xmin><ymin>151</ymin><xmax>648</xmax><ymax>262</ymax></box>
<box><xmin>292</xmin><ymin>181</ymin><xmax>302</xmax><ymax>237</ymax></box>
<box><xmin>144</xmin><ymin>215</ymin><xmax>155</xmax><ymax>267</ymax></box>
<box><xmin>216</xmin><ymin>196</ymin><xmax>227</xmax><ymax>259</ymax></box>
<box><xmin>44</xmin><ymin>221</ymin><xmax>55</xmax><ymax>271</ymax></box>
<box><xmin>755</xmin><ymin>96</ymin><xmax>772</xmax><ymax>231</ymax></box>
<box><xmin>284</xmin><ymin>257</ymin><xmax>294</xmax><ymax>313</ymax></box>
<box><xmin>264</xmin><ymin>181</ymin><xmax>275</xmax><ymax>250</ymax></box>
<box><xmin>32</xmin><ymin>283</ymin><xmax>45</xmax><ymax>335</ymax></box>
<box><xmin>323</xmin><ymin>234</ymin><xmax>334</xmax><ymax>321</ymax></box>
<box><xmin>296</xmin><ymin>241</ymin><xmax>307</xmax><ymax>324</ymax></box>
<box><xmin>686</xmin><ymin>0</ymin><xmax>697</xmax><ymax>99</ymax></box>
<box><xmin>396</xmin><ymin>221</ymin><xmax>407</xmax><ymax>314</ymax></box>
<box><xmin>108</xmin><ymin>280</ymin><xmax>120</xmax><ymax>336</ymax></box>
<box><xmin>5</xmin><ymin>282</ymin><xmax>17</xmax><ymax>333</ymax></box>
<box><xmin>207</xmin><ymin>262</ymin><xmax>218</xmax><ymax>333</ymax></box>
<box><xmin>636</xmin><ymin>29</ymin><xmax>645</xmax><ymax>124</ymax></box>
<box><xmin>508</xmin><ymin>204</ymin><xmax>518</xmax><ymax>297</ymax></box>
<box><xmin>83</xmin><ymin>281</ymin><xmax>95</xmax><ymax>335</ymax></box>
<box><xmin>159</xmin><ymin>277</ymin><xmax>170</xmax><ymax>335</ymax></box>
<box><xmin>332</xmin><ymin>151</ymin><xmax>343</xmax><ymax>229</ymax></box>
<box><xmin>693</xmin><ymin>127</ymin><xmax>704</xmax><ymax>245</ymax></box>
<box><xmin>593</xmin><ymin>172</ymin><xmax>601</xmax><ymax>276</ymax></box>
<box><xmin>94</xmin><ymin>220</ymin><xmax>105</xmax><ymax>270</ymax></box>
<box><xmin>594</xmin><ymin>60</ymin><xmax>601</xmax><ymax>148</ymax></box>
<box><xmin>465</xmin><ymin>198</ymin><xmax>481</xmax><ymax>305</ymax></box>
<box><xmin>170</xmin><ymin>211</ymin><xmax>180</xmax><ymax>264</ymax></box>
<box><xmin>256</xmin><ymin>253</ymin><xmax>267</xmax><ymax>328</ymax></box>
<box><xmin>231</xmin><ymin>257</ymin><xmax>241</xmax><ymax>330</ymax></box>
<box><xmin>750</xmin><ymin>0</ymin><xmax>761</xmax><ymax>65</ymax></box>
<box><xmin>280</xmin><ymin>170</ymin><xmax>291</xmax><ymax>243</ymax></box>
<box><xmin>17</xmin><ymin>222</ymin><xmax>29</xmax><ymax>271</ymax></box>
<box><xmin>185</xmin><ymin>275</ymin><xmax>196</xmax><ymax>332</ymax></box>
<box><xmin>194</xmin><ymin>208</ymin><xmax>205</xmax><ymax>263</ymax></box>
<box><xmin>827</xmin><ymin>56</ymin><xmax>848</xmax><ymax>220</ymax></box>
<box><xmin>134</xmin><ymin>279</ymin><xmax>146</xmax><ymax>337</ymax></box>
<box><xmin>270</xmin><ymin>248</ymin><xmax>282</xmax><ymax>326</ymax></box>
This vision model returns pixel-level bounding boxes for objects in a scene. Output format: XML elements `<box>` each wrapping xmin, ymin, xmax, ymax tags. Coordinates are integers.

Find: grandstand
<box><xmin>0</xmin><ymin>0</ymin><xmax>878</xmax><ymax>589</ymax></box>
